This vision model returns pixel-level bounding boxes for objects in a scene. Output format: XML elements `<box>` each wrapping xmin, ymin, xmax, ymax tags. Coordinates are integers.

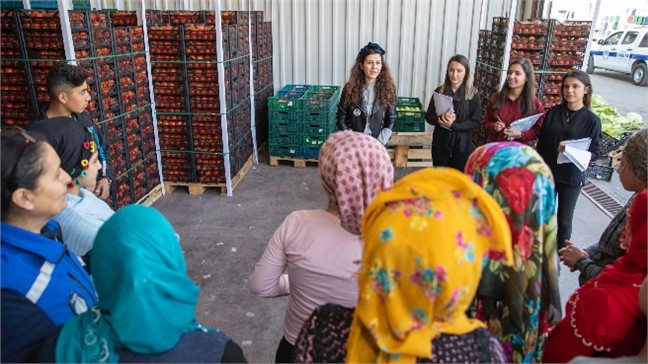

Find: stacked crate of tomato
<box><xmin>19</xmin><ymin>10</ymin><xmax>66</xmax><ymax>108</ymax></box>
<box><xmin>184</xmin><ymin>23</ymin><xmax>229</xmax><ymax>184</ymax></box>
<box><xmin>543</xmin><ymin>20</ymin><xmax>591</xmax><ymax>109</ymax></box>
<box><xmin>512</xmin><ymin>19</ymin><xmax>549</xmax><ymax>97</ymax></box>
<box><xmin>0</xmin><ymin>10</ymin><xmax>35</xmax><ymax>126</ymax></box>
<box><xmin>148</xmin><ymin>24</ymin><xmax>194</xmax><ymax>183</ymax></box>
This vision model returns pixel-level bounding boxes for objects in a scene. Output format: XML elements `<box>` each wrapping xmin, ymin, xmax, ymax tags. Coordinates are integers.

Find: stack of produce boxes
<box><xmin>0</xmin><ymin>10</ymin><xmax>35</xmax><ymax>126</ymax></box>
<box><xmin>252</xmin><ymin>10</ymin><xmax>273</xmax><ymax>146</ymax></box>
<box><xmin>149</xmin><ymin>10</ymin><xmax>268</xmax><ymax>186</ymax></box>
<box><xmin>542</xmin><ymin>21</ymin><xmax>591</xmax><ymax>109</ymax></box>
<box><xmin>268</xmin><ymin>84</ymin><xmax>340</xmax><ymax>160</ymax></box>
<box><xmin>395</xmin><ymin>97</ymin><xmax>425</xmax><ymax>132</ymax></box>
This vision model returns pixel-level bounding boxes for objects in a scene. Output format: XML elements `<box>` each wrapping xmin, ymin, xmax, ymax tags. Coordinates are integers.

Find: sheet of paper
<box><xmin>561</xmin><ymin>137</ymin><xmax>592</xmax><ymax>151</ymax></box>
<box><xmin>557</xmin><ymin>145</ymin><xmax>592</xmax><ymax>172</ymax></box>
<box><xmin>508</xmin><ymin>113</ymin><xmax>544</xmax><ymax>133</ymax></box>
<box><xmin>433</xmin><ymin>92</ymin><xmax>454</xmax><ymax>116</ymax></box>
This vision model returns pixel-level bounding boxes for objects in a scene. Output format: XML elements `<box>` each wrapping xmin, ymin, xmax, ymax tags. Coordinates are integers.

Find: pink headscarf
<box><xmin>318</xmin><ymin>130</ymin><xmax>393</xmax><ymax>234</ymax></box>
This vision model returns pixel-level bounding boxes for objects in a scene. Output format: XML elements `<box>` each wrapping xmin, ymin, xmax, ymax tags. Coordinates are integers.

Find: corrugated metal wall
<box><xmin>102</xmin><ymin>0</ymin><xmax>514</xmax><ymax>107</ymax></box>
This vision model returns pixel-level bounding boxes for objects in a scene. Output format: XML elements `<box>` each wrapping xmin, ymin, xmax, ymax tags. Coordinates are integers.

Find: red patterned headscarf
<box><xmin>319</xmin><ymin>130</ymin><xmax>394</xmax><ymax>234</ymax></box>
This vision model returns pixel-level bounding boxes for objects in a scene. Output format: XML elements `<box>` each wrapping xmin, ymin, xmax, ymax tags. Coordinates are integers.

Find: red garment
<box><xmin>482</xmin><ymin>92</ymin><xmax>545</xmax><ymax>144</ymax></box>
<box><xmin>544</xmin><ymin>191</ymin><xmax>648</xmax><ymax>363</ymax></box>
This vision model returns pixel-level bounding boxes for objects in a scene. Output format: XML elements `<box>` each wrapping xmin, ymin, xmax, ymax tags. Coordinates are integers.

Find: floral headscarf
<box><xmin>319</xmin><ymin>130</ymin><xmax>394</xmax><ymax>234</ymax></box>
<box><xmin>465</xmin><ymin>141</ymin><xmax>562</xmax><ymax>363</ymax></box>
<box><xmin>55</xmin><ymin>205</ymin><xmax>204</xmax><ymax>363</ymax></box>
<box><xmin>346</xmin><ymin>168</ymin><xmax>513</xmax><ymax>363</ymax></box>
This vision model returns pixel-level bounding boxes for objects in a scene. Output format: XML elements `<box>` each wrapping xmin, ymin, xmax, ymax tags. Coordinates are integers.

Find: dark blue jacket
<box><xmin>1</xmin><ymin>221</ymin><xmax>98</xmax><ymax>362</ymax></box>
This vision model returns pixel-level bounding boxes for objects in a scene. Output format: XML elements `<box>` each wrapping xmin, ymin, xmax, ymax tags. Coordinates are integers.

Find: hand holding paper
<box><xmin>433</xmin><ymin>92</ymin><xmax>454</xmax><ymax>116</ymax></box>
<box><xmin>508</xmin><ymin>113</ymin><xmax>544</xmax><ymax>133</ymax></box>
<box><xmin>557</xmin><ymin>137</ymin><xmax>592</xmax><ymax>172</ymax></box>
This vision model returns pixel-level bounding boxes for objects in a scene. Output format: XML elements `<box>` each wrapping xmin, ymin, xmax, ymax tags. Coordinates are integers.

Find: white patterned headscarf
<box><xmin>318</xmin><ymin>130</ymin><xmax>394</xmax><ymax>234</ymax></box>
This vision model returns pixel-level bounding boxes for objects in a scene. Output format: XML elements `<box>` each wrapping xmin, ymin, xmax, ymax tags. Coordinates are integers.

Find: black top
<box><xmin>425</xmin><ymin>86</ymin><xmax>482</xmax><ymax>153</ymax></box>
<box><xmin>336</xmin><ymin>84</ymin><xmax>397</xmax><ymax>139</ymax></box>
<box><xmin>536</xmin><ymin>103</ymin><xmax>602</xmax><ymax>187</ymax></box>
<box><xmin>36</xmin><ymin>327</ymin><xmax>248</xmax><ymax>363</ymax></box>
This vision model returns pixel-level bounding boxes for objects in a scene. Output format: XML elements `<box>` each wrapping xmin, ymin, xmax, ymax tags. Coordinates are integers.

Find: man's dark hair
<box><xmin>46</xmin><ymin>64</ymin><xmax>89</xmax><ymax>100</ymax></box>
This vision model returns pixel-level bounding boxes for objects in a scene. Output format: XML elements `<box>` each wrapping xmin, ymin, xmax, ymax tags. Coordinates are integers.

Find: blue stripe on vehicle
<box><xmin>630</xmin><ymin>54</ymin><xmax>648</xmax><ymax>61</ymax></box>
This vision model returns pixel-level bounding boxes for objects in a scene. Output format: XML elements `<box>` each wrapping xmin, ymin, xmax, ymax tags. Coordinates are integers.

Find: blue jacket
<box><xmin>1</xmin><ymin>221</ymin><xmax>98</xmax><ymax>362</ymax></box>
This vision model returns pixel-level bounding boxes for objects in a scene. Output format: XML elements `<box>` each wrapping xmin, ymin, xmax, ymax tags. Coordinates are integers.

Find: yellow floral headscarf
<box><xmin>346</xmin><ymin>168</ymin><xmax>513</xmax><ymax>363</ymax></box>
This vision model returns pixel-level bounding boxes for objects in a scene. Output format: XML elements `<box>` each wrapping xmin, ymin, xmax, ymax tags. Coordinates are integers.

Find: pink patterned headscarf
<box><xmin>319</xmin><ymin>130</ymin><xmax>394</xmax><ymax>234</ymax></box>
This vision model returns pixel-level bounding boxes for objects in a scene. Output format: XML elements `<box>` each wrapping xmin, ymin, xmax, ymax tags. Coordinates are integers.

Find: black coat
<box><xmin>336</xmin><ymin>84</ymin><xmax>397</xmax><ymax>139</ymax></box>
<box><xmin>425</xmin><ymin>85</ymin><xmax>482</xmax><ymax>154</ymax></box>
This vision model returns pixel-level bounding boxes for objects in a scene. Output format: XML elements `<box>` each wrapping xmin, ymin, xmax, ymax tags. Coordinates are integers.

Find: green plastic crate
<box><xmin>269</xmin><ymin>144</ymin><xmax>299</xmax><ymax>157</ymax></box>
<box><xmin>396</xmin><ymin>121</ymin><xmax>425</xmax><ymax>132</ymax></box>
<box><xmin>300</xmin><ymin>122</ymin><xmax>332</xmax><ymax>136</ymax></box>
<box><xmin>269</xmin><ymin>133</ymin><xmax>301</xmax><ymax>146</ymax></box>
<box><xmin>303</xmin><ymin>109</ymin><xmax>336</xmax><ymax>126</ymax></box>
<box><xmin>300</xmin><ymin>134</ymin><xmax>328</xmax><ymax>147</ymax></box>
<box><xmin>303</xmin><ymin>86</ymin><xmax>341</xmax><ymax>112</ymax></box>
<box><xmin>396</xmin><ymin>97</ymin><xmax>425</xmax><ymax>123</ymax></box>
<box><xmin>268</xmin><ymin>91</ymin><xmax>307</xmax><ymax>111</ymax></box>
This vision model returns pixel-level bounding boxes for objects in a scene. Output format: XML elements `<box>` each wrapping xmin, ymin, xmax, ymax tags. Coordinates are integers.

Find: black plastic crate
<box><xmin>585</xmin><ymin>156</ymin><xmax>614</xmax><ymax>182</ymax></box>
<box><xmin>599</xmin><ymin>131</ymin><xmax>635</xmax><ymax>155</ymax></box>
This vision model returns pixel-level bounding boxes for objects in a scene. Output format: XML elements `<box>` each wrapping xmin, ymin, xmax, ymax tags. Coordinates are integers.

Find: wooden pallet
<box><xmin>137</xmin><ymin>183</ymin><xmax>163</xmax><ymax>206</ymax></box>
<box><xmin>386</xmin><ymin>132</ymin><xmax>433</xmax><ymax>168</ymax></box>
<box><xmin>269</xmin><ymin>155</ymin><xmax>319</xmax><ymax>168</ymax></box>
<box><xmin>164</xmin><ymin>152</ymin><xmax>255</xmax><ymax>195</ymax></box>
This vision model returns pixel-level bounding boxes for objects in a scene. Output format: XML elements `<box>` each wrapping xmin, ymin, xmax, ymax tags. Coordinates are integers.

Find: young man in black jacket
<box><xmin>32</xmin><ymin>64</ymin><xmax>113</xmax><ymax>199</ymax></box>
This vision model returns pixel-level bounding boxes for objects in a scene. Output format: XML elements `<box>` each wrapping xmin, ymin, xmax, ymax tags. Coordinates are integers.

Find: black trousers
<box><xmin>555</xmin><ymin>182</ymin><xmax>582</xmax><ymax>250</ymax></box>
<box><xmin>432</xmin><ymin>147</ymin><xmax>472</xmax><ymax>172</ymax></box>
<box><xmin>275</xmin><ymin>336</ymin><xmax>295</xmax><ymax>363</ymax></box>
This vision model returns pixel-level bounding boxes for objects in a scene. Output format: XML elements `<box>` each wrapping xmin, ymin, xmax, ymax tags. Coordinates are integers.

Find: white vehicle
<box><xmin>587</xmin><ymin>28</ymin><xmax>648</xmax><ymax>86</ymax></box>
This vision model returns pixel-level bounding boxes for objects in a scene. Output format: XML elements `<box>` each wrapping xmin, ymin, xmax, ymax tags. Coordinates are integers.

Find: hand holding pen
<box><xmin>495</xmin><ymin>115</ymin><xmax>506</xmax><ymax>132</ymax></box>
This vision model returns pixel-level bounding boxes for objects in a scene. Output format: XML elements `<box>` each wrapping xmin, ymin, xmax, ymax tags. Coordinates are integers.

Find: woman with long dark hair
<box><xmin>425</xmin><ymin>54</ymin><xmax>482</xmax><ymax>170</ymax></box>
<box><xmin>482</xmin><ymin>57</ymin><xmax>545</xmax><ymax>145</ymax></box>
<box><xmin>336</xmin><ymin>42</ymin><xmax>397</xmax><ymax>145</ymax></box>
<box><xmin>537</xmin><ymin>69</ymin><xmax>602</xmax><ymax>250</ymax></box>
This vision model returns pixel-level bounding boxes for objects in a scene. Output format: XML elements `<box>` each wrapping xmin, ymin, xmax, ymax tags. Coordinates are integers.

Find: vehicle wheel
<box><xmin>632</xmin><ymin>63</ymin><xmax>648</xmax><ymax>86</ymax></box>
<box><xmin>586</xmin><ymin>55</ymin><xmax>595</xmax><ymax>74</ymax></box>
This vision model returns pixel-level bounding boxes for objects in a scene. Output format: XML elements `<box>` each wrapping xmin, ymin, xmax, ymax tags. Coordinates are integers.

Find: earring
<box><xmin>74</xmin><ymin>179</ymin><xmax>81</xmax><ymax>186</ymax></box>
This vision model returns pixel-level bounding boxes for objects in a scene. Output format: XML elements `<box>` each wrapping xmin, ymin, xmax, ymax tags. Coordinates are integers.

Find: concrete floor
<box><xmin>150</xmin><ymin>146</ymin><xmax>614</xmax><ymax>363</ymax></box>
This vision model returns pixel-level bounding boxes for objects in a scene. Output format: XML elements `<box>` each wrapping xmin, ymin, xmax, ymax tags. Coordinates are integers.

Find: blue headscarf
<box><xmin>55</xmin><ymin>205</ymin><xmax>204</xmax><ymax>363</ymax></box>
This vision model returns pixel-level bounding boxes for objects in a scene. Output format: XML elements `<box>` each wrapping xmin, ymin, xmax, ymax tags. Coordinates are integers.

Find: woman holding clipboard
<box><xmin>537</xmin><ymin>69</ymin><xmax>601</xmax><ymax>250</ymax></box>
<box><xmin>482</xmin><ymin>57</ymin><xmax>545</xmax><ymax>145</ymax></box>
<box><xmin>425</xmin><ymin>54</ymin><xmax>482</xmax><ymax>171</ymax></box>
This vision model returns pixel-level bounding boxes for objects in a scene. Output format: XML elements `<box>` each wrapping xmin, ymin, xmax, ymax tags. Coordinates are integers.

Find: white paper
<box><xmin>433</xmin><ymin>92</ymin><xmax>454</xmax><ymax>116</ymax></box>
<box><xmin>508</xmin><ymin>112</ymin><xmax>544</xmax><ymax>133</ymax></box>
<box><xmin>558</xmin><ymin>145</ymin><xmax>592</xmax><ymax>172</ymax></box>
<box><xmin>561</xmin><ymin>137</ymin><xmax>592</xmax><ymax>151</ymax></box>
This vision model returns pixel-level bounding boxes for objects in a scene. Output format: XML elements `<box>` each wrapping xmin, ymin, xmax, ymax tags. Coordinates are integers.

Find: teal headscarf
<box><xmin>56</xmin><ymin>205</ymin><xmax>202</xmax><ymax>363</ymax></box>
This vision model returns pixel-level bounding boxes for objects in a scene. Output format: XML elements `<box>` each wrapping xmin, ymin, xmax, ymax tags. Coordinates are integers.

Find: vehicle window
<box><xmin>639</xmin><ymin>33</ymin><xmax>648</xmax><ymax>48</ymax></box>
<box><xmin>603</xmin><ymin>32</ymin><xmax>623</xmax><ymax>45</ymax></box>
<box><xmin>622</xmin><ymin>31</ymin><xmax>638</xmax><ymax>45</ymax></box>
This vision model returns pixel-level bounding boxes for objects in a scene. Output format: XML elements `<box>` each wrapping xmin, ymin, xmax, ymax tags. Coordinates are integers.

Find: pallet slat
<box><xmin>269</xmin><ymin>155</ymin><xmax>318</xmax><ymax>168</ymax></box>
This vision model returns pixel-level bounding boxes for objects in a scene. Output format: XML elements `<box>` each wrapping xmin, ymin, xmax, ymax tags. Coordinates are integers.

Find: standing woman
<box><xmin>536</xmin><ymin>69</ymin><xmax>601</xmax><ymax>249</ymax></box>
<box><xmin>1</xmin><ymin>128</ymin><xmax>97</xmax><ymax>362</ymax></box>
<box><xmin>482</xmin><ymin>57</ymin><xmax>545</xmax><ymax>145</ymax></box>
<box><xmin>336</xmin><ymin>42</ymin><xmax>397</xmax><ymax>145</ymax></box>
<box><xmin>425</xmin><ymin>54</ymin><xmax>482</xmax><ymax>170</ymax></box>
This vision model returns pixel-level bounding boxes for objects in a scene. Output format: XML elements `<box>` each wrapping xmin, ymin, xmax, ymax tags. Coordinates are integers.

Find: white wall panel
<box><xmin>104</xmin><ymin>0</ymin><xmax>517</xmax><ymax>109</ymax></box>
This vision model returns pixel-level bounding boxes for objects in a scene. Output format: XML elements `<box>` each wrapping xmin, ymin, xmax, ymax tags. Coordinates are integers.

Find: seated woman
<box><xmin>544</xmin><ymin>190</ymin><xmax>647</xmax><ymax>362</ymax></box>
<box><xmin>249</xmin><ymin>130</ymin><xmax>394</xmax><ymax>363</ymax></box>
<box><xmin>464</xmin><ymin>142</ymin><xmax>562</xmax><ymax>362</ymax></box>
<box><xmin>1</xmin><ymin>127</ymin><xmax>98</xmax><ymax>362</ymax></box>
<box><xmin>294</xmin><ymin>168</ymin><xmax>514</xmax><ymax>363</ymax></box>
<box><xmin>36</xmin><ymin>204</ymin><xmax>248</xmax><ymax>363</ymax></box>
<box><xmin>560</xmin><ymin>128</ymin><xmax>647</xmax><ymax>285</ymax></box>
<box><xmin>29</xmin><ymin>117</ymin><xmax>114</xmax><ymax>259</ymax></box>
